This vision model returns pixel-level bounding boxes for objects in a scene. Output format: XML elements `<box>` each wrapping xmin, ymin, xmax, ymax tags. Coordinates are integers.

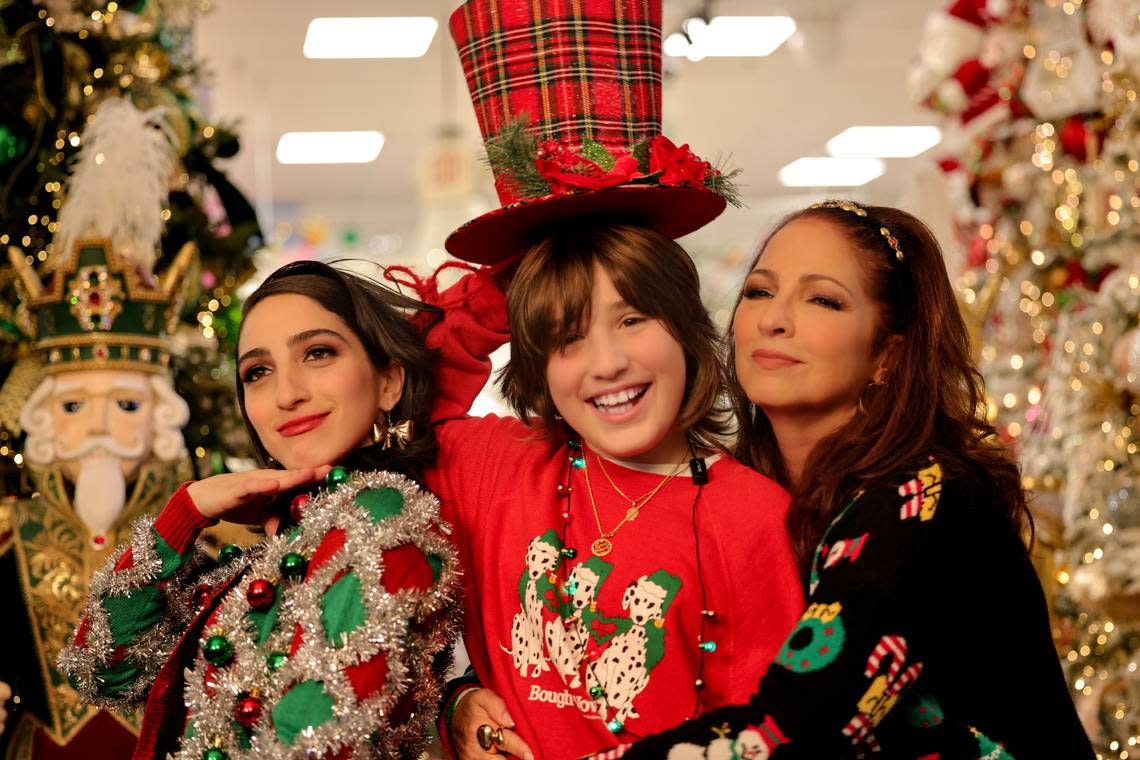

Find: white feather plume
<box><xmin>52</xmin><ymin>98</ymin><xmax>177</xmax><ymax>276</ymax></box>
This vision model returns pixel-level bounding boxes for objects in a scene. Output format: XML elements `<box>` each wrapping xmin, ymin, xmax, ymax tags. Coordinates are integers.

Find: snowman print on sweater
<box><xmin>665</xmin><ymin>717</ymin><xmax>790</xmax><ymax>759</ymax></box>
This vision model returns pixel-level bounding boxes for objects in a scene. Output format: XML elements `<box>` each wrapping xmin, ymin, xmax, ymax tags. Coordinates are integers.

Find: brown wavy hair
<box><xmin>500</xmin><ymin>221</ymin><xmax>730</xmax><ymax>451</ymax></box>
<box><xmin>727</xmin><ymin>203</ymin><xmax>1031</xmax><ymax>568</ymax></box>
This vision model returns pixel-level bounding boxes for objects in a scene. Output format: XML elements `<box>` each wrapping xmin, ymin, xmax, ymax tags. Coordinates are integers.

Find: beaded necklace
<box><xmin>554</xmin><ymin>439</ymin><xmax>715</xmax><ymax>738</ymax></box>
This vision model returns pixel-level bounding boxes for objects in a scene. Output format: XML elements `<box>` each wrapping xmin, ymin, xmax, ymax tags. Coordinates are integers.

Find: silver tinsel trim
<box><xmin>57</xmin><ymin>514</ymin><xmax>240</xmax><ymax>711</ymax></box>
<box><xmin>174</xmin><ymin>470</ymin><xmax>460</xmax><ymax>760</ymax></box>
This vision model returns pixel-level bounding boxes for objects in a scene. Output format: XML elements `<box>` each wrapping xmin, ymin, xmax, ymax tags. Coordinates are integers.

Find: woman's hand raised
<box><xmin>187</xmin><ymin>466</ymin><xmax>331</xmax><ymax>529</ymax></box>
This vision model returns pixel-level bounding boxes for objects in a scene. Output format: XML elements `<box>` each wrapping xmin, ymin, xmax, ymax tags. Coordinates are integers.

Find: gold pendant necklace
<box><xmin>582</xmin><ymin>449</ymin><xmax>686</xmax><ymax>557</ymax></box>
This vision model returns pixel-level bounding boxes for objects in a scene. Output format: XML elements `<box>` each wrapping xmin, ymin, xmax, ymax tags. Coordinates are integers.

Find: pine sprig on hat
<box><xmin>482</xmin><ymin>117</ymin><xmax>552</xmax><ymax>200</ymax></box>
<box><xmin>705</xmin><ymin>162</ymin><xmax>743</xmax><ymax>208</ymax></box>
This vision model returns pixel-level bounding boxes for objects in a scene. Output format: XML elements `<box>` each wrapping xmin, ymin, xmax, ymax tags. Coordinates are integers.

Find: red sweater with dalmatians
<box><xmin>427</xmin><ymin>418</ymin><xmax>803</xmax><ymax>760</ymax></box>
<box><xmin>604</xmin><ymin>459</ymin><xmax>1094</xmax><ymax>760</ymax></box>
<box><xmin>421</xmin><ymin>273</ymin><xmax>803</xmax><ymax>759</ymax></box>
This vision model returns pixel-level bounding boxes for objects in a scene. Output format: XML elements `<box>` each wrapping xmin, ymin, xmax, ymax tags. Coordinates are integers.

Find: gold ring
<box><xmin>476</xmin><ymin>723</ymin><xmax>504</xmax><ymax>752</ymax></box>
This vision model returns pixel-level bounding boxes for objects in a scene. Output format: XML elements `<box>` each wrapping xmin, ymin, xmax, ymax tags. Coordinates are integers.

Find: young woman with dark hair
<box><xmin>60</xmin><ymin>261</ymin><xmax>461</xmax><ymax>759</ymax></box>
<box><xmin>603</xmin><ymin>203</ymin><xmax>1095</xmax><ymax>759</ymax></box>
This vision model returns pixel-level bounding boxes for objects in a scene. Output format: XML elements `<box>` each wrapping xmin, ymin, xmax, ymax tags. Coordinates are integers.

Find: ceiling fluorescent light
<box><xmin>303</xmin><ymin>17</ymin><xmax>438</xmax><ymax>59</ymax></box>
<box><xmin>826</xmin><ymin>126</ymin><xmax>942</xmax><ymax>158</ymax></box>
<box><xmin>276</xmin><ymin>131</ymin><xmax>385</xmax><ymax>165</ymax></box>
<box><xmin>778</xmin><ymin>157</ymin><xmax>885</xmax><ymax>187</ymax></box>
<box><xmin>668</xmin><ymin>16</ymin><xmax>796</xmax><ymax>59</ymax></box>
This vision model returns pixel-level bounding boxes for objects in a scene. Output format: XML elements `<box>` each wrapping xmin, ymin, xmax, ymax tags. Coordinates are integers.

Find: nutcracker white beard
<box><xmin>57</xmin><ymin>436</ymin><xmax>145</xmax><ymax>534</ymax></box>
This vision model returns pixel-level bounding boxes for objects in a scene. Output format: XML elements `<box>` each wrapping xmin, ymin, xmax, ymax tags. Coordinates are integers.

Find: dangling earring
<box><xmin>373</xmin><ymin>411</ymin><xmax>414</xmax><ymax>449</ymax></box>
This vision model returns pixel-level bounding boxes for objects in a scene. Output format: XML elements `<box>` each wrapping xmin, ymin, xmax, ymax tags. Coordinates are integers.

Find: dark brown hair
<box><xmin>236</xmin><ymin>260</ymin><xmax>440</xmax><ymax>481</ymax></box>
<box><xmin>728</xmin><ymin>203</ymin><xmax>1031</xmax><ymax>567</ymax></box>
<box><xmin>500</xmin><ymin>221</ymin><xmax>729</xmax><ymax>450</ymax></box>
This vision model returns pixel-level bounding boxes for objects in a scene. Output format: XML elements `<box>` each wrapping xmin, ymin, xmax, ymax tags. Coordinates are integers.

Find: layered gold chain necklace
<box><xmin>581</xmin><ymin>448</ymin><xmax>688</xmax><ymax>556</ymax></box>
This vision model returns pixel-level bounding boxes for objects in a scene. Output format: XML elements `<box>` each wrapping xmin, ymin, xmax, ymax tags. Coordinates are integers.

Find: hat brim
<box><xmin>444</xmin><ymin>185</ymin><xmax>727</xmax><ymax>265</ymax></box>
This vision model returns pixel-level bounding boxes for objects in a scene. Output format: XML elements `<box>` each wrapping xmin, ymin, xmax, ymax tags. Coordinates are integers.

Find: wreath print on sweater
<box><xmin>503</xmin><ymin>530</ymin><xmax>682</xmax><ymax>725</ymax></box>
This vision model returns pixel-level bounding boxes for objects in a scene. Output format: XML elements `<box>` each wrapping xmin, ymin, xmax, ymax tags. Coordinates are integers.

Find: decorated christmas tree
<box><xmin>0</xmin><ymin>0</ymin><xmax>262</xmax><ymax>489</ymax></box>
<box><xmin>911</xmin><ymin>0</ymin><xmax>1140</xmax><ymax>751</ymax></box>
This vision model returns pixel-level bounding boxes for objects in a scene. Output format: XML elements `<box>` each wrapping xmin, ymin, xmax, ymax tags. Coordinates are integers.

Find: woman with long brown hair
<box><xmin>605</xmin><ymin>202</ymin><xmax>1093</xmax><ymax>758</ymax></box>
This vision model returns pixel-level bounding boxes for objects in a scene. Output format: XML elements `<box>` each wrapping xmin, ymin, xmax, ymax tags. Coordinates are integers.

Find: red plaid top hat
<box><xmin>445</xmin><ymin>0</ymin><xmax>739</xmax><ymax>264</ymax></box>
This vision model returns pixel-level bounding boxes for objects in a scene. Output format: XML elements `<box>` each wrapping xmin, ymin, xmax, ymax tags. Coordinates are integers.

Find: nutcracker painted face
<box><xmin>47</xmin><ymin>370</ymin><xmax>153</xmax><ymax>478</ymax></box>
<box><xmin>20</xmin><ymin>368</ymin><xmax>190</xmax><ymax>532</ymax></box>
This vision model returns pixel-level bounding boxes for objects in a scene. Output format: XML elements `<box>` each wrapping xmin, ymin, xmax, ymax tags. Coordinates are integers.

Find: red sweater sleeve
<box><xmin>425</xmin><ymin>269</ymin><xmax>510</xmax><ymax>425</ymax></box>
<box><xmin>112</xmin><ymin>482</ymin><xmax>213</xmax><ymax>570</ymax></box>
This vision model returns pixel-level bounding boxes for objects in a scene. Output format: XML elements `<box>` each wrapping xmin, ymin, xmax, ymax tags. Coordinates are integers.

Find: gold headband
<box><xmin>809</xmin><ymin>200</ymin><xmax>905</xmax><ymax>262</ymax></box>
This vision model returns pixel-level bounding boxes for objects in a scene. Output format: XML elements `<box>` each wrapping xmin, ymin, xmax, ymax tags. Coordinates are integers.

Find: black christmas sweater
<box><xmin>603</xmin><ymin>457</ymin><xmax>1094</xmax><ymax>760</ymax></box>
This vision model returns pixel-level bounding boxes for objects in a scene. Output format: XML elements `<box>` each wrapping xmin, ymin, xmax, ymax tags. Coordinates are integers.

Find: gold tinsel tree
<box><xmin>911</xmin><ymin>0</ymin><xmax>1140</xmax><ymax>752</ymax></box>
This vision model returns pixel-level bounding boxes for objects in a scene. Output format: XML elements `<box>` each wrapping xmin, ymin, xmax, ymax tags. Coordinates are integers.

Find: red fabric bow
<box><xmin>535</xmin><ymin>141</ymin><xmax>640</xmax><ymax>194</ymax></box>
<box><xmin>534</xmin><ymin>135</ymin><xmax>711</xmax><ymax>195</ymax></box>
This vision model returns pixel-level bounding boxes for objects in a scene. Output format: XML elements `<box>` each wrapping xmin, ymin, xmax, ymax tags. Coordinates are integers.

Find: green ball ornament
<box><xmin>218</xmin><ymin>544</ymin><xmax>242</xmax><ymax>564</ymax></box>
<box><xmin>266</xmin><ymin>651</ymin><xmax>287</xmax><ymax>672</ymax></box>
<box><xmin>0</xmin><ymin>125</ymin><xmax>26</xmax><ymax>168</ymax></box>
<box><xmin>202</xmin><ymin>634</ymin><xmax>233</xmax><ymax>666</ymax></box>
<box><xmin>280</xmin><ymin>552</ymin><xmax>307</xmax><ymax>580</ymax></box>
<box><xmin>326</xmin><ymin>466</ymin><xmax>350</xmax><ymax>487</ymax></box>
<box><xmin>202</xmin><ymin>748</ymin><xmax>229</xmax><ymax>760</ymax></box>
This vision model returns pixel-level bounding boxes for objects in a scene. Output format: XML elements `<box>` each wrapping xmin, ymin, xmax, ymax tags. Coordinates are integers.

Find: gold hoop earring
<box><xmin>856</xmin><ymin>381</ymin><xmax>884</xmax><ymax>415</ymax></box>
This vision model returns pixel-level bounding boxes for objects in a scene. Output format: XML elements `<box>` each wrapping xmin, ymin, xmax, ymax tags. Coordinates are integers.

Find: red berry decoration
<box><xmin>234</xmin><ymin>694</ymin><xmax>263</xmax><ymax>727</ymax></box>
<box><xmin>289</xmin><ymin>493</ymin><xmax>310</xmax><ymax>523</ymax></box>
<box><xmin>246</xmin><ymin>579</ymin><xmax>276</xmax><ymax>610</ymax></box>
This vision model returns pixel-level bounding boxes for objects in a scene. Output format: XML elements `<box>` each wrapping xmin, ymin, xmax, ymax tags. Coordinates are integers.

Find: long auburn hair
<box><xmin>728</xmin><ymin>203</ymin><xmax>1031</xmax><ymax>567</ymax></box>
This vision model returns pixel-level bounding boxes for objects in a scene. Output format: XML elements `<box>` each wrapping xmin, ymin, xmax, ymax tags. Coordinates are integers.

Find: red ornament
<box><xmin>556</xmin><ymin>484</ymin><xmax>572</xmax><ymax>497</ymax></box>
<box><xmin>234</xmin><ymin>694</ymin><xmax>263</xmax><ymax>727</ymax></box>
<box><xmin>289</xmin><ymin>493</ymin><xmax>310</xmax><ymax>523</ymax></box>
<box><xmin>1059</xmin><ymin>116</ymin><xmax>1089</xmax><ymax>162</ymax></box>
<box><xmin>192</xmin><ymin>583</ymin><xmax>212</xmax><ymax>608</ymax></box>
<box><xmin>246</xmin><ymin>579</ymin><xmax>276</xmax><ymax>610</ymax></box>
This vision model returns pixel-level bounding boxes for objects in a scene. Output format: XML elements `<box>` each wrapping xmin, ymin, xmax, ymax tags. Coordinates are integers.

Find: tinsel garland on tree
<box><xmin>910</xmin><ymin>0</ymin><xmax>1140</xmax><ymax>752</ymax></box>
<box><xmin>0</xmin><ymin>0</ymin><xmax>262</xmax><ymax>490</ymax></box>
